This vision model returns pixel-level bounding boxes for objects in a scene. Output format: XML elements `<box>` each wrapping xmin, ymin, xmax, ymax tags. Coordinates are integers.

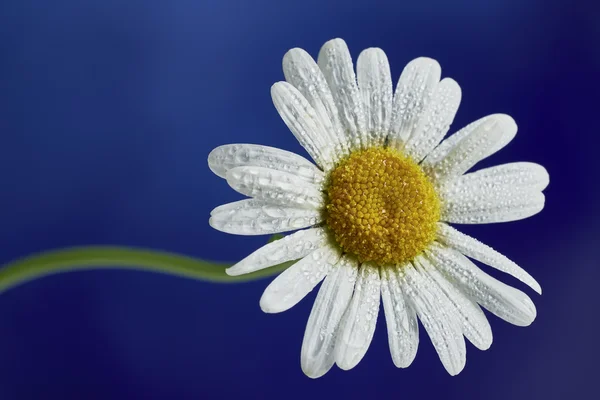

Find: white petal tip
<box><xmin>478</xmin><ymin>338</ymin><xmax>493</xmax><ymax>351</ymax></box>
<box><xmin>391</xmin><ymin>351</ymin><xmax>418</xmax><ymax>368</ymax></box>
<box><xmin>358</xmin><ymin>47</ymin><xmax>385</xmax><ymax>58</ymax></box>
<box><xmin>444</xmin><ymin>360</ymin><xmax>466</xmax><ymax>376</ymax></box>
<box><xmin>270</xmin><ymin>81</ymin><xmax>286</xmax><ymax>96</ymax></box>
<box><xmin>259</xmin><ymin>294</ymin><xmax>285</xmax><ymax>314</ymax></box>
<box><xmin>259</xmin><ymin>296</ymin><xmax>272</xmax><ymax>313</ymax></box>
<box><xmin>527</xmin><ymin>279</ymin><xmax>542</xmax><ymax>295</ymax></box>
<box><xmin>523</xmin><ymin>273</ymin><xmax>543</xmax><ymax>295</ymax></box>
<box><xmin>392</xmin><ymin>360</ymin><xmax>415</xmax><ymax>369</ymax></box>
<box><xmin>335</xmin><ymin>360</ymin><xmax>355</xmax><ymax>371</ymax></box>
<box><xmin>441</xmin><ymin>77</ymin><xmax>462</xmax><ymax>96</ymax></box>
<box><xmin>492</xmin><ymin>113</ymin><xmax>518</xmax><ymax>134</ymax></box>
<box><xmin>301</xmin><ymin>364</ymin><xmax>328</xmax><ymax>379</ymax></box>
<box><xmin>283</xmin><ymin>47</ymin><xmax>308</xmax><ymax>61</ymax></box>
<box><xmin>208</xmin><ymin>216</ymin><xmax>229</xmax><ymax>233</ymax></box>
<box><xmin>207</xmin><ymin>152</ymin><xmax>220</xmax><ymax>177</ymax></box>
<box><xmin>406</xmin><ymin>57</ymin><xmax>441</xmax><ymax>73</ymax></box>
<box><xmin>518</xmin><ymin>317</ymin><xmax>536</xmax><ymax>327</ymax></box>
<box><xmin>303</xmin><ymin>372</ymin><xmax>323</xmax><ymax>380</ymax></box>
<box><xmin>224</xmin><ymin>267</ymin><xmax>241</xmax><ymax>277</ymax></box>
<box><xmin>412</xmin><ymin>56</ymin><xmax>440</xmax><ymax>64</ymax></box>
<box><xmin>318</xmin><ymin>39</ymin><xmax>349</xmax><ymax>62</ymax></box>
<box><xmin>535</xmin><ymin>165</ymin><xmax>550</xmax><ymax>191</ymax></box>
<box><xmin>335</xmin><ymin>351</ymin><xmax>362</xmax><ymax>371</ymax></box>
<box><xmin>514</xmin><ymin>300</ymin><xmax>537</xmax><ymax>327</ymax></box>
<box><xmin>324</xmin><ymin>38</ymin><xmax>346</xmax><ymax>47</ymax></box>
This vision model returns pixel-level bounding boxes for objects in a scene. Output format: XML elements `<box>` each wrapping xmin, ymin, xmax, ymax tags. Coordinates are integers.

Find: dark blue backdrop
<box><xmin>1</xmin><ymin>0</ymin><xmax>598</xmax><ymax>399</ymax></box>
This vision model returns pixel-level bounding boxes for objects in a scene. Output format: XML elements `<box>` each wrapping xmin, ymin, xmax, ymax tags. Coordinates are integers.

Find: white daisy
<box><xmin>208</xmin><ymin>38</ymin><xmax>548</xmax><ymax>378</ymax></box>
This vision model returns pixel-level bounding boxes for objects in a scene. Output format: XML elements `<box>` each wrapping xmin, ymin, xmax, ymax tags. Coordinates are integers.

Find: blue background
<box><xmin>0</xmin><ymin>0</ymin><xmax>598</xmax><ymax>398</ymax></box>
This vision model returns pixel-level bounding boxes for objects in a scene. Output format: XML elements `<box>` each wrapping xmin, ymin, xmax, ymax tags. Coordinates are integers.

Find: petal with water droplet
<box><xmin>422</xmin><ymin>114</ymin><xmax>517</xmax><ymax>185</ymax></box>
<box><xmin>283</xmin><ymin>48</ymin><xmax>350</xmax><ymax>161</ymax></box>
<box><xmin>388</xmin><ymin>57</ymin><xmax>441</xmax><ymax>149</ymax></box>
<box><xmin>301</xmin><ymin>256</ymin><xmax>358</xmax><ymax>378</ymax></box>
<box><xmin>208</xmin><ymin>144</ymin><xmax>324</xmax><ymax>185</ymax></box>
<box><xmin>335</xmin><ymin>263</ymin><xmax>381</xmax><ymax>370</ymax></box>
<box><xmin>436</xmin><ymin>223</ymin><xmax>541</xmax><ymax>294</ymax></box>
<box><xmin>226</xmin><ymin>166</ymin><xmax>324</xmax><ymax>209</ymax></box>
<box><xmin>402</xmin><ymin>263</ymin><xmax>466</xmax><ymax>376</ymax></box>
<box><xmin>416</xmin><ymin>256</ymin><xmax>493</xmax><ymax>351</ymax></box>
<box><xmin>209</xmin><ymin>199</ymin><xmax>322</xmax><ymax>236</ymax></box>
<box><xmin>259</xmin><ymin>245</ymin><xmax>341</xmax><ymax>314</ymax></box>
<box><xmin>226</xmin><ymin>227</ymin><xmax>329</xmax><ymax>276</ymax></box>
<box><xmin>317</xmin><ymin>38</ymin><xmax>367</xmax><ymax>151</ymax></box>
<box><xmin>403</xmin><ymin>78</ymin><xmax>461</xmax><ymax>162</ymax></box>
<box><xmin>380</xmin><ymin>265</ymin><xmax>419</xmax><ymax>368</ymax></box>
<box><xmin>426</xmin><ymin>244</ymin><xmax>537</xmax><ymax>327</ymax></box>
<box><xmin>271</xmin><ymin>81</ymin><xmax>336</xmax><ymax>170</ymax></box>
<box><xmin>357</xmin><ymin>47</ymin><xmax>393</xmax><ymax>148</ymax></box>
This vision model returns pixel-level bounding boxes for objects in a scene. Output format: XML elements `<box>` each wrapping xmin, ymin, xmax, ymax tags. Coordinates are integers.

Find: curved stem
<box><xmin>0</xmin><ymin>246</ymin><xmax>293</xmax><ymax>295</ymax></box>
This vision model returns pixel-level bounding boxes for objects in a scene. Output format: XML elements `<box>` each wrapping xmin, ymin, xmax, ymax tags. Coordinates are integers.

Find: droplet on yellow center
<box><xmin>325</xmin><ymin>147</ymin><xmax>440</xmax><ymax>265</ymax></box>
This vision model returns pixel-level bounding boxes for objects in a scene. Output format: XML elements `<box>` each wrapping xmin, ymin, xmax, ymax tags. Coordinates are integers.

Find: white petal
<box><xmin>226</xmin><ymin>166</ymin><xmax>324</xmax><ymax>209</ymax></box>
<box><xmin>380</xmin><ymin>265</ymin><xmax>419</xmax><ymax>368</ymax></box>
<box><xmin>422</xmin><ymin>114</ymin><xmax>518</xmax><ymax>185</ymax></box>
<box><xmin>426</xmin><ymin>244</ymin><xmax>537</xmax><ymax>326</ymax></box>
<box><xmin>436</xmin><ymin>223</ymin><xmax>542</xmax><ymax>294</ymax></box>
<box><xmin>271</xmin><ymin>81</ymin><xmax>335</xmax><ymax>170</ymax></box>
<box><xmin>259</xmin><ymin>245</ymin><xmax>341</xmax><ymax>314</ymax></box>
<box><xmin>226</xmin><ymin>227</ymin><xmax>328</xmax><ymax>276</ymax></box>
<box><xmin>402</xmin><ymin>263</ymin><xmax>466</xmax><ymax>376</ymax></box>
<box><xmin>209</xmin><ymin>199</ymin><xmax>321</xmax><ymax>235</ymax></box>
<box><xmin>301</xmin><ymin>256</ymin><xmax>358</xmax><ymax>379</ymax></box>
<box><xmin>404</xmin><ymin>78</ymin><xmax>462</xmax><ymax>162</ymax></box>
<box><xmin>317</xmin><ymin>38</ymin><xmax>367</xmax><ymax>151</ymax></box>
<box><xmin>208</xmin><ymin>144</ymin><xmax>325</xmax><ymax>185</ymax></box>
<box><xmin>335</xmin><ymin>263</ymin><xmax>380</xmax><ymax>370</ymax></box>
<box><xmin>441</xmin><ymin>182</ymin><xmax>545</xmax><ymax>224</ymax></box>
<box><xmin>357</xmin><ymin>47</ymin><xmax>393</xmax><ymax>147</ymax></box>
<box><xmin>283</xmin><ymin>48</ymin><xmax>350</xmax><ymax>160</ymax></box>
<box><xmin>452</xmin><ymin>162</ymin><xmax>549</xmax><ymax>192</ymax></box>
<box><xmin>388</xmin><ymin>57</ymin><xmax>441</xmax><ymax>149</ymax></box>
<box><xmin>416</xmin><ymin>256</ymin><xmax>493</xmax><ymax>351</ymax></box>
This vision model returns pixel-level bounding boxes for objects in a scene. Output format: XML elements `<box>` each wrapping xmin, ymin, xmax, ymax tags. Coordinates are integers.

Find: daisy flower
<box><xmin>208</xmin><ymin>38</ymin><xmax>548</xmax><ymax>378</ymax></box>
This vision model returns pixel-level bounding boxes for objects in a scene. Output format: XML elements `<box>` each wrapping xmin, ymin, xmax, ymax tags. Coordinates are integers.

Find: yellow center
<box><xmin>325</xmin><ymin>147</ymin><xmax>440</xmax><ymax>265</ymax></box>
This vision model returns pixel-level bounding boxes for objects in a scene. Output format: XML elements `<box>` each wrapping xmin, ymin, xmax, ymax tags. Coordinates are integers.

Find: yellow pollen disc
<box><xmin>325</xmin><ymin>147</ymin><xmax>441</xmax><ymax>265</ymax></box>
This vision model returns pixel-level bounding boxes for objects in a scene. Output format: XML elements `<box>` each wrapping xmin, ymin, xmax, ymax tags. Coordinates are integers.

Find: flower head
<box><xmin>208</xmin><ymin>38</ymin><xmax>548</xmax><ymax>378</ymax></box>
<box><xmin>326</xmin><ymin>146</ymin><xmax>441</xmax><ymax>264</ymax></box>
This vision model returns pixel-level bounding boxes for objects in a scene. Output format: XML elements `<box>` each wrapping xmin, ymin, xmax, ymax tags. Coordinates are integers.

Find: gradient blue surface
<box><xmin>1</xmin><ymin>0</ymin><xmax>598</xmax><ymax>399</ymax></box>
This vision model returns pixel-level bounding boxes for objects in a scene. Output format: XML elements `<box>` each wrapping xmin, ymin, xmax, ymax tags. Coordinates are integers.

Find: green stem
<box><xmin>0</xmin><ymin>246</ymin><xmax>294</xmax><ymax>295</ymax></box>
